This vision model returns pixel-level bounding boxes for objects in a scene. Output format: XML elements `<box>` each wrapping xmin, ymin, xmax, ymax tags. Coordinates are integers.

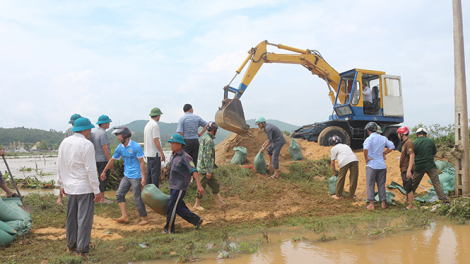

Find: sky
<box><xmin>0</xmin><ymin>0</ymin><xmax>469</xmax><ymax>133</ymax></box>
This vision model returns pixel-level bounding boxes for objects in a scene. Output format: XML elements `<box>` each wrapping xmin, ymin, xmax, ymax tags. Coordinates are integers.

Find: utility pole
<box><xmin>453</xmin><ymin>0</ymin><xmax>470</xmax><ymax>196</ymax></box>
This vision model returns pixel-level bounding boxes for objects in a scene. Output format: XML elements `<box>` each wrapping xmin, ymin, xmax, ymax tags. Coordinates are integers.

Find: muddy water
<box><xmin>144</xmin><ymin>223</ymin><xmax>470</xmax><ymax>264</ymax></box>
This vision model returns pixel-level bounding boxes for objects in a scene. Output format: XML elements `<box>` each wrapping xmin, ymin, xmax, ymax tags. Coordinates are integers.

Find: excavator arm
<box><xmin>215</xmin><ymin>40</ymin><xmax>341</xmax><ymax>134</ymax></box>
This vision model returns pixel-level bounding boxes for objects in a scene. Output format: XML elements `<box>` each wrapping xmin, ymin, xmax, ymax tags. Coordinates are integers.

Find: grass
<box><xmin>1</xmin><ymin>157</ymin><xmax>462</xmax><ymax>264</ymax></box>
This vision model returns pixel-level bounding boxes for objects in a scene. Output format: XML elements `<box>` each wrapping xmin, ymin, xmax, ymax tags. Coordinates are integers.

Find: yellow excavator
<box><xmin>215</xmin><ymin>40</ymin><xmax>404</xmax><ymax>147</ymax></box>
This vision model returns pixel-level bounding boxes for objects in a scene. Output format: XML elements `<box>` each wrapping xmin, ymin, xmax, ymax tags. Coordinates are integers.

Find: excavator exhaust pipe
<box><xmin>215</xmin><ymin>98</ymin><xmax>250</xmax><ymax>135</ymax></box>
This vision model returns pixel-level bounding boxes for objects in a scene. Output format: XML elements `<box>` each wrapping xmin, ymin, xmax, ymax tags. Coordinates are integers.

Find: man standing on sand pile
<box><xmin>363</xmin><ymin>122</ymin><xmax>395</xmax><ymax>210</ymax></box>
<box><xmin>57</xmin><ymin>117</ymin><xmax>101</xmax><ymax>259</ymax></box>
<box><xmin>256</xmin><ymin>117</ymin><xmax>286</xmax><ymax>179</ymax></box>
<box><xmin>329</xmin><ymin>136</ymin><xmax>359</xmax><ymax>199</ymax></box>
<box><xmin>177</xmin><ymin>104</ymin><xmax>207</xmax><ymax>167</ymax></box>
<box><xmin>193</xmin><ymin>122</ymin><xmax>226</xmax><ymax>211</ymax></box>
<box><xmin>101</xmin><ymin>126</ymin><xmax>149</xmax><ymax>226</ymax></box>
<box><xmin>411</xmin><ymin>128</ymin><xmax>447</xmax><ymax>202</ymax></box>
<box><xmin>144</xmin><ymin>107</ymin><xmax>166</xmax><ymax>188</ymax></box>
<box><xmin>91</xmin><ymin>115</ymin><xmax>113</xmax><ymax>204</ymax></box>
<box><xmin>398</xmin><ymin>126</ymin><xmax>416</xmax><ymax>210</ymax></box>
<box><xmin>164</xmin><ymin>134</ymin><xmax>205</xmax><ymax>234</ymax></box>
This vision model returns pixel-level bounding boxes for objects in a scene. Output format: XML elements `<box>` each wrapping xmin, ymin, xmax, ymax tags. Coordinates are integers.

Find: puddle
<box><xmin>138</xmin><ymin>223</ymin><xmax>470</xmax><ymax>263</ymax></box>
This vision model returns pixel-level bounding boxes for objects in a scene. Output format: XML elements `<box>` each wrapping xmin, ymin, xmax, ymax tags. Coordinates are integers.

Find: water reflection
<box><xmin>141</xmin><ymin>223</ymin><xmax>470</xmax><ymax>264</ymax></box>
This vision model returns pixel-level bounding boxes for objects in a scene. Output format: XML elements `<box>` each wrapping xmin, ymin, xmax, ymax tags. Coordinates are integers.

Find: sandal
<box><xmin>100</xmin><ymin>200</ymin><xmax>113</xmax><ymax>204</ymax></box>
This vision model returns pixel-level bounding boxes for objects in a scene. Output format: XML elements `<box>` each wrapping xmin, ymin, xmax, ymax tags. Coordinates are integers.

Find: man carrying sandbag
<box><xmin>193</xmin><ymin>122</ymin><xmax>225</xmax><ymax>211</ymax></box>
<box><xmin>164</xmin><ymin>134</ymin><xmax>205</xmax><ymax>234</ymax></box>
<box><xmin>256</xmin><ymin>117</ymin><xmax>286</xmax><ymax>179</ymax></box>
<box><xmin>57</xmin><ymin>117</ymin><xmax>101</xmax><ymax>258</ymax></box>
<box><xmin>329</xmin><ymin>136</ymin><xmax>359</xmax><ymax>199</ymax></box>
<box><xmin>411</xmin><ymin>128</ymin><xmax>447</xmax><ymax>202</ymax></box>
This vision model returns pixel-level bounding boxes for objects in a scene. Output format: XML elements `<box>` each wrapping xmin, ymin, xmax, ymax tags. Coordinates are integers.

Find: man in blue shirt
<box><xmin>363</xmin><ymin>122</ymin><xmax>395</xmax><ymax>210</ymax></box>
<box><xmin>177</xmin><ymin>104</ymin><xmax>207</xmax><ymax>167</ymax></box>
<box><xmin>101</xmin><ymin>126</ymin><xmax>149</xmax><ymax>226</ymax></box>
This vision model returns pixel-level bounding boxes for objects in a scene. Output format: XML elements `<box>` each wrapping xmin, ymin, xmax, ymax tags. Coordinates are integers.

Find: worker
<box><xmin>177</xmin><ymin>104</ymin><xmax>207</xmax><ymax>167</ymax></box>
<box><xmin>58</xmin><ymin>113</ymin><xmax>81</xmax><ymax>205</ymax></box>
<box><xmin>57</xmin><ymin>114</ymin><xmax>82</xmax><ymax>205</ymax></box>
<box><xmin>411</xmin><ymin>128</ymin><xmax>447</xmax><ymax>202</ymax></box>
<box><xmin>329</xmin><ymin>136</ymin><xmax>359</xmax><ymax>199</ymax></box>
<box><xmin>0</xmin><ymin>150</ymin><xmax>19</xmax><ymax>198</ymax></box>
<box><xmin>101</xmin><ymin>126</ymin><xmax>149</xmax><ymax>226</ymax></box>
<box><xmin>362</xmin><ymin>83</ymin><xmax>372</xmax><ymax>104</ymax></box>
<box><xmin>193</xmin><ymin>122</ymin><xmax>226</xmax><ymax>211</ymax></box>
<box><xmin>397</xmin><ymin>126</ymin><xmax>415</xmax><ymax>210</ymax></box>
<box><xmin>91</xmin><ymin>115</ymin><xmax>113</xmax><ymax>204</ymax></box>
<box><xmin>164</xmin><ymin>134</ymin><xmax>205</xmax><ymax>234</ymax></box>
<box><xmin>64</xmin><ymin>113</ymin><xmax>81</xmax><ymax>138</ymax></box>
<box><xmin>256</xmin><ymin>117</ymin><xmax>286</xmax><ymax>179</ymax></box>
<box><xmin>363</xmin><ymin>122</ymin><xmax>395</xmax><ymax>210</ymax></box>
<box><xmin>57</xmin><ymin>117</ymin><xmax>101</xmax><ymax>258</ymax></box>
<box><xmin>144</xmin><ymin>107</ymin><xmax>166</xmax><ymax>188</ymax></box>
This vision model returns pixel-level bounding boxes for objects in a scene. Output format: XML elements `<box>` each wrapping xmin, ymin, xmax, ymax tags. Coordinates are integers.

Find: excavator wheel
<box><xmin>383</xmin><ymin>127</ymin><xmax>401</xmax><ymax>151</ymax></box>
<box><xmin>318</xmin><ymin>126</ymin><xmax>351</xmax><ymax>146</ymax></box>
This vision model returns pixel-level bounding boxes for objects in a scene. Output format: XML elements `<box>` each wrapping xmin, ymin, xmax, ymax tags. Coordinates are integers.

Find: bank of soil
<box><xmin>215</xmin><ymin>128</ymin><xmax>433</xmax><ymax>201</ymax></box>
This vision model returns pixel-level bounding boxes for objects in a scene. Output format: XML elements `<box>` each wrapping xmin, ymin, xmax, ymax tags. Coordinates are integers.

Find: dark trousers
<box><xmin>96</xmin><ymin>162</ymin><xmax>110</xmax><ymax>193</ymax></box>
<box><xmin>146</xmin><ymin>156</ymin><xmax>161</xmax><ymax>188</ymax></box>
<box><xmin>66</xmin><ymin>193</ymin><xmax>95</xmax><ymax>254</ymax></box>
<box><xmin>336</xmin><ymin>161</ymin><xmax>359</xmax><ymax>198</ymax></box>
<box><xmin>267</xmin><ymin>142</ymin><xmax>285</xmax><ymax>169</ymax></box>
<box><xmin>183</xmin><ymin>138</ymin><xmax>199</xmax><ymax>167</ymax></box>
<box><xmin>165</xmin><ymin>189</ymin><xmax>201</xmax><ymax>234</ymax></box>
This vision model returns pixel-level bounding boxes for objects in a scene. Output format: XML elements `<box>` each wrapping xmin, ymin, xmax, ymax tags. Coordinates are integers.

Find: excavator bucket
<box><xmin>215</xmin><ymin>98</ymin><xmax>250</xmax><ymax>135</ymax></box>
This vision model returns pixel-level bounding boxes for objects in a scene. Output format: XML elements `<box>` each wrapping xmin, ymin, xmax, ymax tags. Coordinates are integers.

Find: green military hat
<box><xmin>149</xmin><ymin>107</ymin><xmax>163</xmax><ymax>116</ymax></box>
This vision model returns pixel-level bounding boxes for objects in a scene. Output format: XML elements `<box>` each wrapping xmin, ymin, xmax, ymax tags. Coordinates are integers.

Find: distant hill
<box><xmin>0</xmin><ymin>127</ymin><xmax>64</xmax><ymax>149</ymax></box>
<box><xmin>121</xmin><ymin>119</ymin><xmax>300</xmax><ymax>145</ymax></box>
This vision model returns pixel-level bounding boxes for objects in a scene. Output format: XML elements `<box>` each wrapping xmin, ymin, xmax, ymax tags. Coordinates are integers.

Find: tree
<box><xmin>282</xmin><ymin>130</ymin><xmax>291</xmax><ymax>136</ymax></box>
<box><xmin>39</xmin><ymin>140</ymin><xmax>48</xmax><ymax>150</ymax></box>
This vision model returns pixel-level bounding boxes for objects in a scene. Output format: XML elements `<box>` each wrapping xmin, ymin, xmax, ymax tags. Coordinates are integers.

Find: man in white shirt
<box><xmin>362</xmin><ymin>83</ymin><xmax>372</xmax><ymax>103</ymax></box>
<box><xmin>330</xmin><ymin>136</ymin><xmax>359</xmax><ymax>199</ymax></box>
<box><xmin>144</xmin><ymin>107</ymin><xmax>166</xmax><ymax>188</ymax></box>
<box><xmin>57</xmin><ymin>117</ymin><xmax>101</xmax><ymax>258</ymax></box>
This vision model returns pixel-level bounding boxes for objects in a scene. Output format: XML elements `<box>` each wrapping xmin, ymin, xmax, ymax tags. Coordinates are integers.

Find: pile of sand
<box><xmin>216</xmin><ymin>129</ymin><xmax>433</xmax><ymax>201</ymax></box>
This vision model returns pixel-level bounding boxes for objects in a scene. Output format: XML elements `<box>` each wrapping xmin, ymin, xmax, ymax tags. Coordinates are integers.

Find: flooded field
<box><xmin>0</xmin><ymin>151</ymin><xmax>173</xmax><ymax>187</ymax></box>
<box><xmin>145</xmin><ymin>223</ymin><xmax>469</xmax><ymax>264</ymax></box>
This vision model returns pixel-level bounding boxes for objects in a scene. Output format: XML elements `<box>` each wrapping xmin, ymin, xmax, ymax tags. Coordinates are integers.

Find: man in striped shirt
<box><xmin>177</xmin><ymin>104</ymin><xmax>207</xmax><ymax>167</ymax></box>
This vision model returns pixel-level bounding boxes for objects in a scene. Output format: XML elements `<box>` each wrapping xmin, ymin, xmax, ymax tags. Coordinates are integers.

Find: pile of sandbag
<box><xmin>0</xmin><ymin>198</ymin><xmax>32</xmax><ymax>246</ymax></box>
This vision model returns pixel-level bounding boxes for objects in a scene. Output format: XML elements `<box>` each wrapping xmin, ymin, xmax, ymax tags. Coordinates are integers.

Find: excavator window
<box><xmin>337</xmin><ymin>80</ymin><xmax>348</xmax><ymax>105</ymax></box>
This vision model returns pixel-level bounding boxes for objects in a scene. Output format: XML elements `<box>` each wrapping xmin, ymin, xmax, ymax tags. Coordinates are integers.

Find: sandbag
<box><xmin>254</xmin><ymin>150</ymin><xmax>267</xmax><ymax>175</ymax></box>
<box><xmin>0</xmin><ymin>229</ymin><xmax>15</xmax><ymax>247</ymax></box>
<box><xmin>435</xmin><ymin>160</ymin><xmax>446</xmax><ymax>171</ymax></box>
<box><xmin>5</xmin><ymin>220</ymin><xmax>30</xmax><ymax>236</ymax></box>
<box><xmin>0</xmin><ymin>220</ymin><xmax>16</xmax><ymax>236</ymax></box>
<box><xmin>231</xmin><ymin>147</ymin><xmax>248</xmax><ymax>165</ymax></box>
<box><xmin>289</xmin><ymin>138</ymin><xmax>303</xmax><ymax>161</ymax></box>
<box><xmin>439</xmin><ymin>172</ymin><xmax>453</xmax><ymax>183</ymax></box>
<box><xmin>141</xmin><ymin>184</ymin><xmax>170</xmax><ymax>216</ymax></box>
<box><xmin>328</xmin><ymin>175</ymin><xmax>338</xmax><ymax>194</ymax></box>
<box><xmin>0</xmin><ymin>198</ymin><xmax>25</xmax><ymax>222</ymax></box>
<box><xmin>387</xmin><ymin>181</ymin><xmax>406</xmax><ymax>195</ymax></box>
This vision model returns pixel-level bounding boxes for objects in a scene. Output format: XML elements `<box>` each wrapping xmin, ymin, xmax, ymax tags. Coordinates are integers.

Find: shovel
<box><xmin>2</xmin><ymin>155</ymin><xmax>33</xmax><ymax>213</ymax></box>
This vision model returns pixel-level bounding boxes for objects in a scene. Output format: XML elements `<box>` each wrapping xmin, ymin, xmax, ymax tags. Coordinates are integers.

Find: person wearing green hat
<box><xmin>256</xmin><ymin>117</ymin><xmax>286</xmax><ymax>179</ymax></box>
<box><xmin>57</xmin><ymin>117</ymin><xmax>101</xmax><ymax>258</ymax></box>
<box><xmin>91</xmin><ymin>115</ymin><xmax>113</xmax><ymax>204</ymax></box>
<box><xmin>164</xmin><ymin>133</ymin><xmax>205</xmax><ymax>234</ymax></box>
<box><xmin>58</xmin><ymin>113</ymin><xmax>82</xmax><ymax>205</ymax></box>
<box><xmin>64</xmin><ymin>113</ymin><xmax>82</xmax><ymax>139</ymax></box>
<box><xmin>144</xmin><ymin>107</ymin><xmax>165</xmax><ymax>188</ymax></box>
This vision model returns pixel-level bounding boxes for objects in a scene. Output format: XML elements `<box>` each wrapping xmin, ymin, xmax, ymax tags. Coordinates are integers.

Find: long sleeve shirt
<box><xmin>168</xmin><ymin>149</ymin><xmax>198</xmax><ymax>190</ymax></box>
<box><xmin>197</xmin><ymin>133</ymin><xmax>215</xmax><ymax>173</ymax></box>
<box><xmin>57</xmin><ymin>133</ymin><xmax>100</xmax><ymax>195</ymax></box>
<box><xmin>176</xmin><ymin>112</ymin><xmax>207</xmax><ymax>139</ymax></box>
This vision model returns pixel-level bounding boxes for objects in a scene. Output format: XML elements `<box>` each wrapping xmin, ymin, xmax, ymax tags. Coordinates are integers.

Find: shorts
<box><xmin>401</xmin><ymin>171</ymin><xmax>414</xmax><ymax>194</ymax></box>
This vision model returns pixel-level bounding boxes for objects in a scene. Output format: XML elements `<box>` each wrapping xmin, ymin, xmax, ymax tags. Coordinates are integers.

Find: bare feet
<box><xmin>193</xmin><ymin>205</ymin><xmax>205</xmax><ymax>211</ymax></box>
<box><xmin>381</xmin><ymin>201</ymin><xmax>387</xmax><ymax>209</ymax></box>
<box><xmin>366</xmin><ymin>205</ymin><xmax>375</xmax><ymax>210</ymax></box>
<box><xmin>138</xmin><ymin>217</ymin><xmax>150</xmax><ymax>226</ymax></box>
<box><xmin>219</xmin><ymin>201</ymin><xmax>226</xmax><ymax>207</ymax></box>
<box><xmin>113</xmin><ymin>216</ymin><xmax>129</xmax><ymax>223</ymax></box>
<box><xmin>267</xmin><ymin>162</ymin><xmax>272</xmax><ymax>167</ymax></box>
<box><xmin>331</xmin><ymin>195</ymin><xmax>342</xmax><ymax>200</ymax></box>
